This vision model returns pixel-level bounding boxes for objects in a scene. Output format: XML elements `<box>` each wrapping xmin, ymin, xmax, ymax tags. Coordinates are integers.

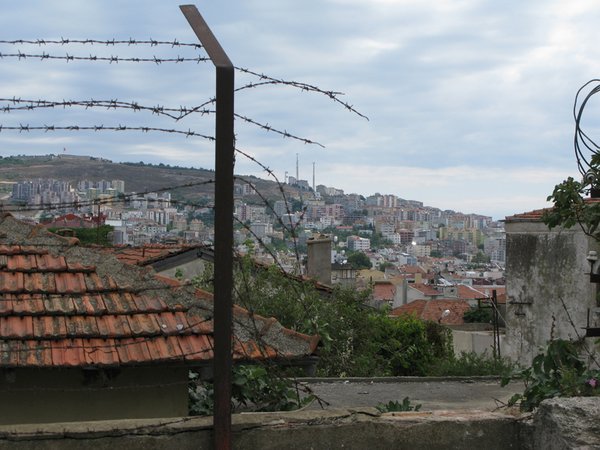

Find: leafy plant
<box><xmin>427</xmin><ymin>351</ymin><xmax>516</xmax><ymax>377</ymax></box>
<box><xmin>463</xmin><ymin>307</ymin><xmax>493</xmax><ymax>323</ymax></box>
<box><xmin>192</xmin><ymin>257</ymin><xmax>454</xmax><ymax>378</ymax></box>
<box><xmin>376</xmin><ymin>397</ymin><xmax>422</xmax><ymax>413</ymax></box>
<box><xmin>502</xmin><ymin>339</ymin><xmax>600</xmax><ymax>411</ymax></box>
<box><xmin>48</xmin><ymin>225</ymin><xmax>114</xmax><ymax>246</ymax></box>
<box><xmin>189</xmin><ymin>365</ymin><xmax>314</xmax><ymax>416</ymax></box>
<box><xmin>543</xmin><ymin>156</ymin><xmax>600</xmax><ymax>240</ymax></box>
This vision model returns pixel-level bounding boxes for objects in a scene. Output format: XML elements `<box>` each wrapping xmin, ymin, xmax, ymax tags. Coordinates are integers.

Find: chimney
<box><xmin>307</xmin><ymin>234</ymin><xmax>332</xmax><ymax>285</ymax></box>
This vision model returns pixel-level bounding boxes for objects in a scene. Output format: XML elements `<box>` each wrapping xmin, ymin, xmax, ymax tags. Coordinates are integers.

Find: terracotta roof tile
<box><xmin>0</xmin><ymin>341</ymin><xmax>18</xmax><ymax>365</ymax></box>
<box><xmin>373</xmin><ymin>282</ymin><xmax>395</xmax><ymax>301</ymax></box>
<box><xmin>409</xmin><ymin>283</ymin><xmax>440</xmax><ymax>297</ymax></box>
<box><xmin>0</xmin><ymin>214</ymin><xmax>319</xmax><ymax>368</ymax></box>
<box><xmin>84</xmin><ymin>338</ymin><xmax>120</xmax><ymax>366</ymax></box>
<box><xmin>0</xmin><ymin>295</ymin><xmax>12</xmax><ymax>314</ymax></box>
<box><xmin>505</xmin><ymin>198</ymin><xmax>600</xmax><ymax>222</ymax></box>
<box><xmin>391</xmin><ymin>299</ymin><xmax>471</xmax><ymax>325</ymax></box>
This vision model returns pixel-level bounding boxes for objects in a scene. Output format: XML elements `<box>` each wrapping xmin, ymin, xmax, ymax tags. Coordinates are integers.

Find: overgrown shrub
<box><xmin>427</xmin><ymin>350</ymin><xmax>517</xmax><ymax>377</ymax></box>
<box><xmin>463</xmin><ymin>307</ymin><xmax>493</xmax><ymax>323</ymax></box>
<box><xmin>192</xmin><ymin>258</ymin><xmax>454</xmax><ymax>377</ymax></box>
<box><xmin>503</xmin><ymin>339</ymin><xmax>600</xmax><ymax>411</ymax></box>
<box><xmin>189</xmin><ymin>365</ymin><xmax>313</xmax><ymax>415</ymax></box>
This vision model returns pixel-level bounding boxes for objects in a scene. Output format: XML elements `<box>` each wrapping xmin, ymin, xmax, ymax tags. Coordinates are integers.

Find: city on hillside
<box><xmin>4</xmin><ymin>166</ymin><xmax>506</xmax><ymax>315</ymax></box>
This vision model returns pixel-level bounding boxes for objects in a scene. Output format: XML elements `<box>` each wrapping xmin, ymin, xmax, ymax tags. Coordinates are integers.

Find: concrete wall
<box><xmin>452</xmin><ymin>329</ymin><xmax>505</xmax><ymax>356</ymax></box>
<box><xmin>307</xmin><ymin>235</ymin><xmax>332</xmax><ymax>285</ymax></box>
<box><xmin>0</xmin><ymin>366</ymin><xmax>189</xmax><ymax>425</ymax></box>
<box><xmin>158</xmin><ymin>258</ymin><xmax>207</xmax><ymax>281</ymax></box>
<box><xmin>505</xmin><ymin>220</ymin><xmax>599</xmax><ymax>366</ymax></box>
<box><xmin>2</xmin><ymin>400</ymin><xmax>598</xmax><ymax>449</ymax></box>
<box><xmin>0</xmin><ymin>408</ymin><xmax>524</xmax><ymax>450</ymax></box>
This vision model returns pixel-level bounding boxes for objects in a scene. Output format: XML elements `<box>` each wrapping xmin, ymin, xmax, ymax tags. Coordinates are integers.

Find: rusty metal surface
<box><xmin>180</xmin><ymin>6</ymin><xmax>235</xmax><ymax>448</ymax></box>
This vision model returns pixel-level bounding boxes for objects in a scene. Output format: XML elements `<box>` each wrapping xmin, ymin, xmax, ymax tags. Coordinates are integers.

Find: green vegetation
<box><xmin>48</xmin><ymin>225</ymin><xmax>113</xmax><ymax>246</ymax></box>
<box><xmin>346</xmin><ymin>251</ymin><xmax>372</xmax><ymax>270</ymax></box>
<box><xmin>503</xmin><ymin>339</ymin><xmax>600</xmax><ymax>411</ymax></box>
<box><xmin>471</xmin><ymin>251</ymin><xmax>490</xmax><ymax>264</ymax></box>
<box><xmin>376</xmin><ymin>397</ymin><xmax>422</xmax><ymax>413</ymax></box>
<box><xmin>463</xmin><ymin>307</ymin><xmax>493</xmax><ymax>323</ymax></box>
<box><xmin>428</xmin><ymin>351</ymin><xmax>516</xmax><ymax>377</ymax></box>
<box><xmin>189</xmin><ymin>365</ymin><xmax>313</xmax><ymax>415</ymax></box>
<box><xmin>193</xmin><ymin>258</ymin><xmax>453</xmax><ymax>377</ymax></box>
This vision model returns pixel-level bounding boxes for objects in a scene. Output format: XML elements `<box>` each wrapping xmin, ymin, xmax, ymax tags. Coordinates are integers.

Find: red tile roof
<box><xmin>391</xmin><ymin>299</ymin><xmax>472</xmax><ymax>325</ymax></box>
<box><xmin>399</xmin><ymin>265</ymin><xmax>426</xmax><ymax>275</ymax></box>
<box><xmin>0</xmin><ymin>214</ymin><xmax>319</xmax><ymax>368</ymax></box>
<box><xmin>505</xmin><ymin>198</ymin><xmax>600</xmax><ymax>222</ymax></box>
<box><xmin>107</xmin><ymin>244</ymin><xmax>210</xmax><ymax>266</ymax></box>
<box><xmin>373</xmin><ymin>282</ymin><xmax>395</xmax><ymax>301</ymax></box>
<box><xmin>456</xmin><ymin>284</ymin><xmax>488</xmax><ymax>300</ymax></box>
<box><xmin>409</xmin><ymin>283</ymin><xmax>440</xmax><ymax>297</ymax></box>
<box><xmin>42</xmin><ymin>213</ymin><xmax>98</xmax><ymax>229</ymax></box>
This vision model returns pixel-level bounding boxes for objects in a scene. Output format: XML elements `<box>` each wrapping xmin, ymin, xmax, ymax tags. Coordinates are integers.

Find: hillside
<box><xmin>0</xmin><ymin>155</ymin><xmax>292</xmax><ymax>202</ymax></box>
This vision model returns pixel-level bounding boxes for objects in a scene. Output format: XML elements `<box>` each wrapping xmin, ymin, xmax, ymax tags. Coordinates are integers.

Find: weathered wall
<box><xmin>307</xmin><ymin>235</ymin><xmax>332</xmax><ymax>285</ymax></box>
<box><xmin>0</xmin><ymin>409</ymin><xmax>524</xmax><ymax>450</ymax></box>
<box><xmin>2</xmin><ymin>400</ymin><xmax>598</xmax><ymax>449</ymax></box>
<box><xmin>505</xmin><ymin>221</ymin><xmax>599</xmax><ymax>366</ymax></box>
<box><xmin>452</xmin><ymin>329</ymin><xmax>505</xmax><ymax>356</ymax></box>
<box><xmin>0</xmin><ymin>366</ymin><xmax>188</xmax><ymax>425</ymax></box>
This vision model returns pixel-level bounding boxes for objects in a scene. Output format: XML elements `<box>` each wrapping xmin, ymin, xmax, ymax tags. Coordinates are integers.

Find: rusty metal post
<box><xmin>180</xmin><ymin>5</ymin><xmax>234</xmax><ymax>449</ymax></box>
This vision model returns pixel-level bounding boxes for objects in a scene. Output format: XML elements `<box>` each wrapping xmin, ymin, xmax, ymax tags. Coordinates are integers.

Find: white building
<box><xmin>347</xmin><ymin>235</ymin><xmax>371</xmax><ymax>251</ymax></box>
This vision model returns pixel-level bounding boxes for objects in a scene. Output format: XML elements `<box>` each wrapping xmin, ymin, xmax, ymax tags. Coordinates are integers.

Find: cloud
<box><xmin>0</xmin><ymin>1</ymin><xmax>599</xmax><ymax>220</ymax></box>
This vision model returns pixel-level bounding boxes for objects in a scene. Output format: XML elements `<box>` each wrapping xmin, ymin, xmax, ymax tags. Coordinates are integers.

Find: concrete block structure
<box><xmin>504</xmin><ymin>209</ymin><xmax>599</xmax><ymax>366</ymax></box>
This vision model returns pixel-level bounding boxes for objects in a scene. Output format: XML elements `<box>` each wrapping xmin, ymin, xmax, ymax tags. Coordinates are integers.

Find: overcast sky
<box><xmin>2</xmin><ymin>1</ymin><xmax>600</xmax><ymax>220</ymax></box>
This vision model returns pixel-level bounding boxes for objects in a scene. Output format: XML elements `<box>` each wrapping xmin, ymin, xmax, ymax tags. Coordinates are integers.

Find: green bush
<box><xmin>463</xmin><ymin>307</ymin><xmax>493</xmax><ymax>323</ymax></box>
<box><xmin>427</xmin><ymin>351</ymin><xmax>517</xmax><ymax>377</ymax></box>
<box><xmin>503</xmin><ymin>339</ymin><xmax>600</xmax><ymax>411</ymax></box>
<box><xmin>192</xmin><ymin>258</ymin><xmax>454</xmax><ymax>377</ymax></box>
<box><xmin>189</xmin><ymin>365</ymin><xmax>313</xmax><ymax>415</ymax></box>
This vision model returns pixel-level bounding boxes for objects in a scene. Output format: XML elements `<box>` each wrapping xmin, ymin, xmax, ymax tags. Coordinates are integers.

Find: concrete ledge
<box><xmin>0</xmin><ymin>408</ymin><xmax>525</xmax><ymax>450</ymax></box>
<box><xmin>298</xmin><ymin>375</ymin><xmax>509</xmax><ymax>383</ymax></box>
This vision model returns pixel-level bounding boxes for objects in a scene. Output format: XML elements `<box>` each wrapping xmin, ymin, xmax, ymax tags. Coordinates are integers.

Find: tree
<box><xmin>346</xmin><ymin>251</ymin><xmax>372</xmax><ymax>269</ymax></box>
<box><xmin>544</xmin><ymin>169</ymin><xmax>600</xmax><ymax>240</ymax></box>
<box><xmin>191</xmin><ymin>257</ymin><xmax>453</xmax><ymax>377</ymax></box>
<box><xmin>471</xmin><ymin>251</ymin><xmax>490</xmax><ymax>264</ymax></box>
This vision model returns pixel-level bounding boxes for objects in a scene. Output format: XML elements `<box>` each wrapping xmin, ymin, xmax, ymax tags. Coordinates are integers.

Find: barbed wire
<box><xmin>0</xmin><ymin>37</ymin><xmax>375</xmax><ymax>420</ymax></box>
<box><xmin>0</xmin><ymin>38</ymin><xmax>203</xmax><ymax>48</ymax></box>
<box><xmin>0</xmin><ymin>124</ymin><xmax>215</xmax><ymax>140</ymax></box>
<box><xmin>236</xmin><ymin>67</ymin><xmax>369</xmax><ymax>121</ymax></box>
<box><xmin>0</xmin><ymin>97</ymin><xmax>212</xmax><ymax>120</ymax></box>
<box><xmin>0</xmin><ymin>52</ymin><xmax>208</xmax><ymax>64</ymax></box>
<box><xmin>0</xmin><ymin>97</ymin><xmax>325</xmax><ymax>146</ymax></box>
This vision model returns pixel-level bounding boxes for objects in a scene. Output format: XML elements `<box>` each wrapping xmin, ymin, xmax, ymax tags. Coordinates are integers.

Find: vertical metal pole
<box><xmin>180</xmin><ymin>5</ymin><xmax>234</xmax><ymax>449</ymax></box>
<box><xmin>492</xmin><ymin>289</ymin><xmax>499</xmax><ymax>358</ymax></box>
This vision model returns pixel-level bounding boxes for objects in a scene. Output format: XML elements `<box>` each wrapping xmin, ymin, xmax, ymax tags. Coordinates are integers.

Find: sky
<box><xmin>2</xmin><ymin>1</ymin><xmax>600</xmax><ymax>220</ymax></box>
